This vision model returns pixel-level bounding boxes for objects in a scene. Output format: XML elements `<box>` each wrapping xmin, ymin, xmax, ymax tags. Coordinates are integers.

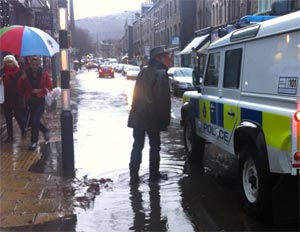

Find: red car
<box><xmin>98</xmin><ymin>65</ymin><xmax>114</xmax><ymax>78</ymax></box>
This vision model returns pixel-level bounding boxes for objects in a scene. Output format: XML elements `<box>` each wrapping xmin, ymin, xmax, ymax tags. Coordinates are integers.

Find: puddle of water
<box><xmin>71</xmin><ymin>73</ymin><xmax>196</xmax><ymax>231</ymax></box>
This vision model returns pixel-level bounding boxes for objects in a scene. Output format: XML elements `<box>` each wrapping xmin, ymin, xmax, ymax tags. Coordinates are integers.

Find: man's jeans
<box><xmin>129</xmin><ymin>128</ymin><xmax>161</xmax><ymax>178</ymax></box>
<box><xmin>29</xmin><ymin>103</ymin><xmax>48</xmax><ymax>143</ymax></box>
<box><xmin>4</xmin><ymin>107</ymin><xmax>26</xmax><ymax>137</ymax></box>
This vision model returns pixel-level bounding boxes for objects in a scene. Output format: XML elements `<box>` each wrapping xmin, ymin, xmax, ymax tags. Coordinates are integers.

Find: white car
<box><xmin>125</xmin><ymin>65</ymin><xmax>141</xmax><ymax>80</ymax></box>
<box><xmin>167</xmin><ymin>67</ymin><xmax>196</xmax><ymax>96</ymax></box>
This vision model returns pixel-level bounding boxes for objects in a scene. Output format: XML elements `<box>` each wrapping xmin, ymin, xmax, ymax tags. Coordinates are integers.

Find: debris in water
<box><xmin>74</xmin><ymin>176</ymin><xmax>114</xmax><ymax>209</ymax></box>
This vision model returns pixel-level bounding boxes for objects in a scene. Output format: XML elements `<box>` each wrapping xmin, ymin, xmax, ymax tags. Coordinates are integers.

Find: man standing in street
<box><xmin>127</xmin><ymin>46</ymin><xmax>172</xmax><ymax>184</ymax></box>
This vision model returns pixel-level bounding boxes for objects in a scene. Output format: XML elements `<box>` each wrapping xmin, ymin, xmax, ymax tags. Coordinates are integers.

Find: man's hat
<box><xmin>150</xmin><ymin>46</ymin><xmax>168</xmax><ymax>59</ymax></box>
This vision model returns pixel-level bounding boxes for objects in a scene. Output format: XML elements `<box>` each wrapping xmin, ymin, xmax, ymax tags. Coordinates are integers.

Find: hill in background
<box><xmin>75</xmin><ymin>11</ymin><xmax>138</xmax><ymax>43</ymax></box>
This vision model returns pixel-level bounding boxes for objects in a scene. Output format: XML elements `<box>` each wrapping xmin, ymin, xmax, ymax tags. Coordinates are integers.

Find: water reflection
<box><xmin>130</xmin><ymin>183</ymin><xmax>168</xmax><ymax>231</ymax></box>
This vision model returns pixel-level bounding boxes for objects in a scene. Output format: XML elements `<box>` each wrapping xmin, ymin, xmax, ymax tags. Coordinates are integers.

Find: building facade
<box><xmin>125</xmin><ymin>0</ymin><xmax>299</xmax><ymax>67</ymax></box>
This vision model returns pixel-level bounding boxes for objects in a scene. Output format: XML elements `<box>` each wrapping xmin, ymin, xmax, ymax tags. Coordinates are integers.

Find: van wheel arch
<box><xmin>234</xmin><ymin>121</ymin><xmax>269</xmax><ymax>172</ymax></box>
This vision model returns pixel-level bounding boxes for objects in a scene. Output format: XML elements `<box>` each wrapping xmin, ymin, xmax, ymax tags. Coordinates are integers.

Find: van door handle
<box><xmin>227</xmin><ymin>110</ymin><xmax>235</xmax><ymax>117</ymax></box>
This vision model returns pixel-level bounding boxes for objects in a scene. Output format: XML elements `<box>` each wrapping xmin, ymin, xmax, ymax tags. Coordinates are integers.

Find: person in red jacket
<box><xmin>25</xmin><ymin>56</ymin><xmax>52</xmax><ymax>150</ymax></box>
<box><xmin>0</xmin><ymin>55</ymin><xmax>28</xmax><ymax>143</ymax></box>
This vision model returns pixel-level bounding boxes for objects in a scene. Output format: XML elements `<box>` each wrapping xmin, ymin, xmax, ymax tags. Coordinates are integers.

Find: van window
<box><xmin>204</xmin><ymin>52</ymin><xmax>220</xmax><ymax>87</ymax></box>
<box><xmin>223</xmin><ymin>48</ymin><xmax>242</xmax><ymax>89</ymax></box>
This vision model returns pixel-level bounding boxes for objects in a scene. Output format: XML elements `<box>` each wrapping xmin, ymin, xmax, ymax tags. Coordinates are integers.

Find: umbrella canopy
<box><xmin>0</xmin><ymin>25</ymin><xmax>60</xmax><ymax>57</ymax></box>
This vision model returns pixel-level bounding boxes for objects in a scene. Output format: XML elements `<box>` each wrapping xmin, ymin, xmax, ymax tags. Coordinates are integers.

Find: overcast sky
<box><xmin>73</xmin><ymin>0</ymin><xmax>142</xmax><ymax>19</ymax></box>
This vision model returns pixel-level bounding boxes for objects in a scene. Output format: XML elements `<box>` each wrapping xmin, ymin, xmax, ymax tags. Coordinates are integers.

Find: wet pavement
<box><xmin>0</xmin><ymin>69</ymin><xmax>299</xmax><ymax>231</ymax></box>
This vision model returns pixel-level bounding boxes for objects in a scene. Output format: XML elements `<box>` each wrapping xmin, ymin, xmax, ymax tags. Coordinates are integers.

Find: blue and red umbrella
<box><xmin>0</xmin><ymin>25</ymin><xmax>60</xmax><ymax>57</ymax></box>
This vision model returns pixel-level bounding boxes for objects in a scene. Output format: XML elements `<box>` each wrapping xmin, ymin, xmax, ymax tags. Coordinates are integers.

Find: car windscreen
<box><xmin>101</xmin><ymin>65</ymin><xmax>112</xmax><ymax>69</ymax></box>
<box><xmin>174</xmin><ymin>69</ymin><xmax>192</xmax><ymax>77</ymax></box>
<box><xmin>129</xmin><ymin>66</ymin><xmax>140</xmax><ymax>71</ymax></box>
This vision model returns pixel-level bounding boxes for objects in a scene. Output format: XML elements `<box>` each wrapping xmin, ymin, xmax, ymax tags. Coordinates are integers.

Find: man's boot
<box><xmin>149</xmin><ymin>156</ymin><xmax>161</xmax><ymax>182</ymax></box>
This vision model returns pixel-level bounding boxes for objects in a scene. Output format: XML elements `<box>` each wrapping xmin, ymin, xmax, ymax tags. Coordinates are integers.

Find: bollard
<box><xmin>61</xmin><ymin>110</ymin><xmax>75</xmax><ymax>177</ymax></box>
<box><xmin>58</xmin><ymin>0</ymin><xmax>75</xmax><ymax>177</ymax></box>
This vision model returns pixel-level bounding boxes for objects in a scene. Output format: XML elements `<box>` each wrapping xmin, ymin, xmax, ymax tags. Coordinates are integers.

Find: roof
<box><xmin>210</xmin><ymin>10</ymin><xmax>300</xmax><ymax>49</ymax></box>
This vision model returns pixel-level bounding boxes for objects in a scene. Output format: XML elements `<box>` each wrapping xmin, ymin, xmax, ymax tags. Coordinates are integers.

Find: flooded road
<box><xmin>67</xmin><ymin>70</ymin><xmax>298</xmax><ymax>231</ymax></box>
<box><xmin>73</xmin><ymin>70</ymin><xmax>191</xmax><ymax>231</ymax></box>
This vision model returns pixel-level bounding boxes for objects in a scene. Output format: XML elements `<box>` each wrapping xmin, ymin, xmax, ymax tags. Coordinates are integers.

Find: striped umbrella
<box><xmin>0</xmin><ymin>25</ymin><xmax>60</xmax><ymax>57</ymax></box>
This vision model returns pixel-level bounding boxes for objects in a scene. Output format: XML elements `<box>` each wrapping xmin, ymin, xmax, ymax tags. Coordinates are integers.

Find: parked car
<box><xmin>98</xmin><ymin>64</ymin><xmax>114</xmax><ymax>78</ymax></box>
<box><xmin>121</xmin><ymin>64</ymin><xmax>132</xmax><ymax>76</ymax></box>
<box><xmin>126</xmin><ymin>65</ymin><xmax>141</xmax><ymax>80</ymax></box>
<box><xmin>168</xmin><ymin>67</ymin><xmax>196</xmax><ymax>96</ymax></box>
<box><xmin>85</xmin><ymin>62</ymin><xmax>99</xmax><ymax>70</ymax></box>
<box><xmin>115</xmin><ymin>63</ymin><xmax>125</xmax><ymax>73</ymax></box>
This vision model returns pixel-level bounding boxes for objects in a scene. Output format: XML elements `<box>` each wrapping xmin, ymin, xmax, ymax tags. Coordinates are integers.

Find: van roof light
<box><xmin>230</xmin><ymin>24</ymin><xmax>260</xmax><ymax>42</ymax></box>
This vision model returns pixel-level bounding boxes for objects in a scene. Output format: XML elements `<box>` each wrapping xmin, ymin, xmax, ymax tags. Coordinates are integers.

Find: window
<box><xmin>223</xmin><ymin>48</ymin><xmax>242</xmax><ymax>89</ymax></box>
<box><xmin>204</xmin><ymin>52</ymin><xmax>220</xmax><ymax>87</ymax></box>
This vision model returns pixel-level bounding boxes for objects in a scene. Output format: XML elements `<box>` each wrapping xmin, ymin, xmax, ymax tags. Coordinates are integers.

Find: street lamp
<box><xmin>58</xmin><ymin>0</ymin><xmax>74</xmax><ymax>177</ymax></box>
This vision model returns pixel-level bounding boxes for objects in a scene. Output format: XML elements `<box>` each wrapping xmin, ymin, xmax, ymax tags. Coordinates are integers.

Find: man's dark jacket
<box><xmin>127</xmin><ymin>60</ymin><xmax>171</xmax><ymax>132</ymax></box>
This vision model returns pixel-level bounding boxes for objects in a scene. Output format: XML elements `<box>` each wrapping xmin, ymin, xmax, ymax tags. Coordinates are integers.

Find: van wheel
<box><xmin>183</xmin><ymin>117</ymin><xmax>205</xmax><ymax>163</ymax></box>
<box><xmin>239</xmin><ymin>147</ymin><xmax>272</xmax><ymax>220</ymax></box>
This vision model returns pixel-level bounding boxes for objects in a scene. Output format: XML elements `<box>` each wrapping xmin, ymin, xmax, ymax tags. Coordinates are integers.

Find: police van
<box><xmin>181</xmin><ymin>11</ymin><xmax>300</xmax><ymax>219</ymax></box>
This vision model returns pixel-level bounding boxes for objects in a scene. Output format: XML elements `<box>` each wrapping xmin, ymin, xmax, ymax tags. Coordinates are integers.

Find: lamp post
<box><xmin>58</xmin><ymin>0</ymin><xmax>75</xmax><ymax>177</ymax></box>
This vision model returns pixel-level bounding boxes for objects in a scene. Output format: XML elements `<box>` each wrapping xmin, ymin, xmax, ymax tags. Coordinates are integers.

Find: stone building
<box><xmin>132</xmin><ymin>0</ymin><xmax>196</xmax><ymax>67</ymax></box>
<box><xmin>126</xmin><ymin>0</ymin><xmax>299</xmax><ymax>67</ymax></box>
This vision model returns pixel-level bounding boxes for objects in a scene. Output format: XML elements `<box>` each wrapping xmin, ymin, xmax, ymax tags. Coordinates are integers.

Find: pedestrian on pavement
<box><xmin>25</xmin><ymin>56</ymin><xmax>52</xmax><ymax>150</ymax></box>
<box><xmin>0</xmin><ymin>55</ymin><xmax>28</xmax><ymax>143</ymax></box>
<box><xmin>127</xmin><ymin>46</ymin><xmax>172</xmax><ymax>184</ymax></box>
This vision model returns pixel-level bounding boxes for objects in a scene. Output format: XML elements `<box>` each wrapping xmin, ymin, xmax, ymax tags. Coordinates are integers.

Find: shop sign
<box><xmin>35</xmin><ymin>12</ymin><xmax>53</xmax><ymax>30</ymax></box>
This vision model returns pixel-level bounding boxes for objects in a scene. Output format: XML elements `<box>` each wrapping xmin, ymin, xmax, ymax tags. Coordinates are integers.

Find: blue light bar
<box><xmin>239</xmin><ymin>15</ymin><xmax>278</xmax><ymax>23</ymax></box>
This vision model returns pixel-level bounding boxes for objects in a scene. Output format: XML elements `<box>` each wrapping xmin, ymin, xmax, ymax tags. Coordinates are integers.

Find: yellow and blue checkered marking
<box><xmin>184</xmin><ymin>97</ymin><xmax>291</xmax><ymax>151</ymax></box>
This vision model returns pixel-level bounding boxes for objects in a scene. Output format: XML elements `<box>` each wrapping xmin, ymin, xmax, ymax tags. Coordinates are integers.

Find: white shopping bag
<box><xmin>46</xmin><ymin>87</ymin><xmax>61</xmax><ymax>107</ymax></box>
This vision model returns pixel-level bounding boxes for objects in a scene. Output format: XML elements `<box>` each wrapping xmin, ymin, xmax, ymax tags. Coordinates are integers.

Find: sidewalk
<box><xmin>0</xmin><ymin>85</ymin><xmax>77</xmax><ymax>229</ymax></box>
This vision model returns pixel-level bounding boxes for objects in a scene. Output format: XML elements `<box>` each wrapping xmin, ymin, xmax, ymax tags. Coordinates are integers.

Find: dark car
<box><xmin>168</xmin><ymin>67</ymin><xmax>196</xmax><ymax>96</ymax></box>
<box><xmin>98</xmin><ymin>65</ymin><xmax>115</xmax><ymax>78</ymax></box>
<box><xmin>86</xmin><ymin>62</ymin><xmax>99</xmax><ymax>70</ymax></box>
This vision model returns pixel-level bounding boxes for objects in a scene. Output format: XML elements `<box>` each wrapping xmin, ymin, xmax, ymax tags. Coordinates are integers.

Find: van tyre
<box><xmin>183</xmin><ymin>117</ymin><xmax>205</xmax><ymax>163</ymax></box>
<box><xmin>239</xmin><ymin>146</ymin><xmax>272</xmax><ymax>220</ymax></box>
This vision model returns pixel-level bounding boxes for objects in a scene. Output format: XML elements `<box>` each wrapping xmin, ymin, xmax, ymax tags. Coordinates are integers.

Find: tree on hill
<box><xmin>72</xmin><ymin>27</ymin><xmax>94</xmax><ymax>58</ymax></box>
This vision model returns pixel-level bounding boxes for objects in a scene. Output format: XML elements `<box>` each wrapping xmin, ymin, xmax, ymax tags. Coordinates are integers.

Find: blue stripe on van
<box><xmin>217</xmin><ymin>103</ymin><xmax>224</xmax><ymax>127</ymax></box>
<box><xmin>210</xmin><ymin>102</ymin><xmax>217</xmax><ymax>124</ymax></box>
<box><xmin>241</xmin><ymin>108</ymin><xmax>262</xmax><ymax>125</ymax></box>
